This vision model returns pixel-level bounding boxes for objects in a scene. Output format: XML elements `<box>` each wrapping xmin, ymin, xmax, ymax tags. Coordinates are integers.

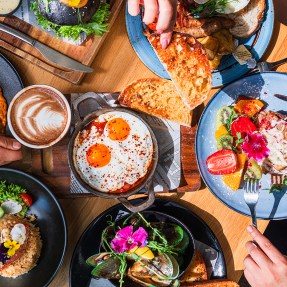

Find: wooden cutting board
<box><xmin>7</xmin><ymin>95</ymin><xmax>202</xmax><ymax>198</ymax></box>
<box><xmin>0</xmin><ymin>0</ymin><xmax>124</xmax><ymax>84</ymax></box>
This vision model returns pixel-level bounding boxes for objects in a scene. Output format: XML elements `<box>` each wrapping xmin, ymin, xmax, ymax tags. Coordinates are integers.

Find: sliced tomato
<box><xmin>206</xmin><ymin>150</ymin><xmax>238</xmax><ymax>175</ymax></box>
<box><xmin>20</xmin><ymin>193</ymin><xmax>32</xmax><ymax>207</ymax></box>
<box><xmin>234</xmin><ymin>99</ymin><xmax>264</xmax><ymax>117</ymax></box>
<box><xmin>230</xmin><ymin>116</ymin><xmax>257</xmax><ymax>138</ymax></box>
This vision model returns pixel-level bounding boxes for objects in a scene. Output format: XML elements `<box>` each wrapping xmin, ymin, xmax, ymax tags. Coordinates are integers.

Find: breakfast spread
<box><xmin>205</xmin><ymin>97</ymin><xmax>287</xmax><ymax>191</ymax></box>
<box><xmin>0</xmin><ymin>87</ymin><xmax>7</xmax><ymax>134</ymax></box>
<box><xmin>119</xmin><ymin>78</ymin><xmax>192</xmax><ymax>126</ymax></box>
<box><xmin>73</xmin><ymin>111</ymin><xmax>154</xmax><ymax>193</ymax></box>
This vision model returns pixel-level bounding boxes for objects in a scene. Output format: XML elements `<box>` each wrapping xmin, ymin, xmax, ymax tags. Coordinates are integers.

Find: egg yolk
<box><xmin>106</xmin><ymin>118</ymin><xmax>130</xmax><ymax>141</ymax></box>
<box><xmin>86</xmin><ymin>144</ymin><xmax>111</xmax><ymax>168</ymax></box>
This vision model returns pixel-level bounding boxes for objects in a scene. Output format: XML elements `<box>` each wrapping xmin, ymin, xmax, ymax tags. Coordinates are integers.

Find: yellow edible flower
<box><xmin>4</xmin><ymin>240</ymin><xmax>20</xmax><ymax>257</ymax></box>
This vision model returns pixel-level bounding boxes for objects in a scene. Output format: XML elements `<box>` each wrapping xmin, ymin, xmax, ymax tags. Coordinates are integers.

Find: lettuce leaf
<box><xmin>30</xmin><ymin>1</ymin><xmax>110</xmax><ymax>40</ymax></box>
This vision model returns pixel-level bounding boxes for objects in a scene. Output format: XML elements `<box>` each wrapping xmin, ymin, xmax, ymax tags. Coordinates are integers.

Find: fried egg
<box><xmin>73</xmin><ymin>111</ymin><xmax>154</xmax><ymax>192</ymax></box>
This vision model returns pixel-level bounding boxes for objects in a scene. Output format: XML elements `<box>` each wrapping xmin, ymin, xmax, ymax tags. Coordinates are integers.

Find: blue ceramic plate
<box><xmin>125</xmin><ymin>0</ymin><xmax>274</xmax><ymax>87</ymax></box>
<box><xmin>196</xmin><ymin>72</ymin><xmax>287</xmax><ymax>219</ymax></box>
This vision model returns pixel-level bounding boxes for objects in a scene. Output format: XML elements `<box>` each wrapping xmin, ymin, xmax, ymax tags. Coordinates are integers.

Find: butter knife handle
<box><xmin>0</xmin><ymin>23</ymin><xmax>34</xmax><ymax>46</ymax></box>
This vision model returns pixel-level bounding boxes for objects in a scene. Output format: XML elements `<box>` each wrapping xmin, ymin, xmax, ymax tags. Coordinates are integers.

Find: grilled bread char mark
<box><xmin>148</xmin><ymin>33</ymin><xmax>212</xmax><ymax>110</ymax></box>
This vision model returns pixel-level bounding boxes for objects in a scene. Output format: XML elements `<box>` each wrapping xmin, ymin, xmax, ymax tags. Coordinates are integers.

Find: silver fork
<box><xmin>243</xmin><ymin>179</ymin><xmax>260</xmax><ymax>228</ymax></box>
<box><xmin>254</xmin><ymin>57</ymin><xmax>287</xmax><ymax>73</ymax></box>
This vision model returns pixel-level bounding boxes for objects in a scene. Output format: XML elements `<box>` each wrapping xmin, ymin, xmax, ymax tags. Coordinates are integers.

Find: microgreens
<box><xmin>226</xmin><ymin>109</ymin><xmax>238</xmax><ymax>132</ymax></box>
<box><xmin>189</xmin><ymin>0</ymin><xmax>231</xmax><ymax>17</ymax></box>
<box><xmin>235</xmin><ymin>132</ymin><xmax>244</xmax><ymax>146</ymax></box>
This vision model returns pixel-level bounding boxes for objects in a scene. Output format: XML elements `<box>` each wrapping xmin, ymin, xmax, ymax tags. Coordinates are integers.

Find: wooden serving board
<box><xmin>0</xmin><ymin>0</ymin><xmax>124</xmax><ymax>84</ymax></box>
<box><xmin>7</xmin><ymin>95</ymin><xmax>202</xmax><ymax>198</ymax></box>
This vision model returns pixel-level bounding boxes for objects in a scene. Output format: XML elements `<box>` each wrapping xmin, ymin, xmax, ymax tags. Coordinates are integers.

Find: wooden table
<box><xmin>1</xmin><ymin>0</ymin><xmax>287</xmax><ymax>286</ymax></box>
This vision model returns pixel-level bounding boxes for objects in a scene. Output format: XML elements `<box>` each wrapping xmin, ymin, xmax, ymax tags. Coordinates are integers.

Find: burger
<box><xmin>31</xmin><ymin>0</ymin><xmax>110</xmax><ymax>41</ymax></box>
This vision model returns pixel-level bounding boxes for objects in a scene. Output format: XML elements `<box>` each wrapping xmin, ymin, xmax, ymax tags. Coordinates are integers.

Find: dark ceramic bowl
<box><xmin>0</xmin><ymin>168</ymin><xmax>67</xmax><ymax>287</ymax></box>
<box><xmin>0</xmin><ymin>0</ymin><xmax>22</xmax><ymax>16</ymax></box>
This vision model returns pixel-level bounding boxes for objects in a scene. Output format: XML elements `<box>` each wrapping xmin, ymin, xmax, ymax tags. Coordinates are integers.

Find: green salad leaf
<box><xmin>0</xmin><ymin>181</ymin><xmax>28</xmax><ymax>216</ymax></box>
<box><xmin>189</xmin><ymin>0</ymin><xmax>231</xmax><ymax>17</ymax></box>
<box><xmin>30</xmin><ymin>1</ymin><xmax>110</xmax><ymax>40</ymax></box>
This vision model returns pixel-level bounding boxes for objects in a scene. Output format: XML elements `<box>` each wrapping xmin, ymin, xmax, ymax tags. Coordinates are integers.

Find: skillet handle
<box><xmin>118</xmin><ymin>180</ymin><xmax>155</xmax><ymax>212</ymax></box>
<box><xmin>72</xmin><ymin>92</ymin><xmax>114</xmax><ymax>126</ymax></box>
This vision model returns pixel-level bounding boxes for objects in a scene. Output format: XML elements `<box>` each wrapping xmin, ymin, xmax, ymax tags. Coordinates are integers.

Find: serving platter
<box><xmin>0</xmin><ymin>53</ymin><xmax>23</xmax><ymax>135</ymax></box>
<box><xmin>196</xmin><ymin>72</ymin><xmax>287</xmax><ymax>219</ymax></box>
<box><xmin>0</xmin><ymin>168</ymin><xmax>67</xmax><ymax>287</ymax></box>
<box><xmin>125</xmin><ymin>0</ymin><xmax>274</xmax><ymax>87</ymax></box>
<box><xmin>69</xmin><ymin>198</ymin><xmax>226</xmax><ymax>287</ymax></box>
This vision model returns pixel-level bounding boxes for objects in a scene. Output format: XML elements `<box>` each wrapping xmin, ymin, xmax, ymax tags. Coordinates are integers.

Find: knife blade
<box><xmin>274</xmin><ymin>94</ymin><xmax>287</xmax><ymax>101</ymax></box>
<box><xmin>0</xmin><ymin>22</ymin><xmax>93</xmax><ymax>73</ymax></box>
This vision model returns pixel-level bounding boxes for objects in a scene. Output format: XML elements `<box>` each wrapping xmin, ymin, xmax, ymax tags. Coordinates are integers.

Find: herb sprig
<box><xmin>190</xmin><ymin>0</ymin><xmax>231</xmax><ymax>17</ymax></box>
<box><xmin>226</xmin><ymin>108</ymin><xmax>238</xmax><ymax>132</ymax></box>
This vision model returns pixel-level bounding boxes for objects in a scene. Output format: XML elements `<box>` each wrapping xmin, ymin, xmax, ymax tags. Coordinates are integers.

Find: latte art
<box><xmin>9</xmin><ymin>87</ymin><xmax>69</xmax><ymax>146</ymax></box>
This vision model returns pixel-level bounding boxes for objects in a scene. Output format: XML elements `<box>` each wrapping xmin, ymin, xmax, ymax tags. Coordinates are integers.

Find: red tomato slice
<box><xmin>206</xmin><ymin>150</ymin><xmax>238</xmax><ymax>175</ymax></box>
<box><xmin>20</xmin><ymin>193</ymin><xmax>32</xmax><ymax>207</ymax></box>
<box><xmin>230</xmin><ymin>116</ymin><xmax>257</xmax><ymax>138</ymax></box>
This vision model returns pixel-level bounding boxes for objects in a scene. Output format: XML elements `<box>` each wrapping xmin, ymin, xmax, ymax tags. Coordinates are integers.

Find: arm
<box><xmin>0</xmin><ymin>135</ymin><xmax>22</xmax><ymax>166</ymax></box>
<box><xmin>128</xmin><ymin>0</ymin><xmax>177</xmax><ymax>49</ymax></box>
<box><xmin>244</xmin><ymin>225</ymin><xmax>287</xmax><ymax>287</ymax></box>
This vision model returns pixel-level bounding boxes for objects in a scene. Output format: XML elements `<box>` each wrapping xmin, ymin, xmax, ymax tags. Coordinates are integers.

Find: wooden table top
<box><xmin>1</xmin><ymin>0</ymin><xmax>287</xmax><ymax>286</ymax></box>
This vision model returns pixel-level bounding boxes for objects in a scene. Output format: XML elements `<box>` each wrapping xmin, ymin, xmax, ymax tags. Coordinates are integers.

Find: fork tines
<box><xmin>244</xmin><ymin>178</ymin><xmax>259</xmax><ymax>192</ymax></box>
<box><xmin>271</xmin><ymin>173</ymin><xmax>285</xmax><ymax>185</ymax></box>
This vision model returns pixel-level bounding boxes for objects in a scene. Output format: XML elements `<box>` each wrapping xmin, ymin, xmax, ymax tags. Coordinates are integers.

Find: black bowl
<box><xmin>0</xmin><ymin>168</ymin><xmax>67</xmax><ymax>287</ymax></box>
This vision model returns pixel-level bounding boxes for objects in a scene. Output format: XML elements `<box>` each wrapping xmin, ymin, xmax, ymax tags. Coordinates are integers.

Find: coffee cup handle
<box><xmin>72</xmin><ymin>92</ymin><xmax>116</xmax><ymax>125</ymax></box>
<box><xmin>117</xmin><ymin>180</ymin><xmax>155</xmax><ymax>213</ymax></box>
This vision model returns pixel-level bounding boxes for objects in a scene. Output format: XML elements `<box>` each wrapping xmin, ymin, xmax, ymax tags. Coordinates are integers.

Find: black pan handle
<box><xmin>72</xmin><ymin>92</ymin><xmax>113</xmax><ymax>126</ymax></box>
<box><xmin>118</xmin><ymin>180</ymin><xmax>155</xmax><ymax>212</ymax></box>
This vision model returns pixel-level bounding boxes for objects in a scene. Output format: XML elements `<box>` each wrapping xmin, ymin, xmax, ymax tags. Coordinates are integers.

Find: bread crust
<box><xmin>181</xmin><ymin>279</ymin><xmax>239</xmax><ymax>286</ymax></box>
<box><xmin>228</xmin><ymin>0</ymin><xmax>266</xmax><ymax>38</ymax></box>
<box><xmin>119</xmin><ymin>78</ymin><xmax>192</xmax><ymax>126</ymax></box>
<box><xmin>148</xmin><ymin>33</ymin><xmax>212</xmax><ymax>110</ymax></box>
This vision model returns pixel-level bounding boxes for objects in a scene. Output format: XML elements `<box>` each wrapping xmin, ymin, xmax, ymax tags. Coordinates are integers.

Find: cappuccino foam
<box><xmin>10</xmin><ymin>87</ymin><xmax>68</xmax><ymax>145</ymax></box>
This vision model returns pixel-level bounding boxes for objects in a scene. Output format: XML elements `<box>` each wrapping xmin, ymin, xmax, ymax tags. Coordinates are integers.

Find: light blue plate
<box><xmin>125</xmin><ymin>0</ymin><xmax>274</xmax><ymax>88</ymax></box>
<box><xmin>196</xmin><ymin>72</ymin><xmax>287</xmax><ymax>219</ymax></box>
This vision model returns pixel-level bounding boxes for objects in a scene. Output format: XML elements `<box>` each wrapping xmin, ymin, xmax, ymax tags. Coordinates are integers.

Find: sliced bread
<box><xmin>119</xmin><ymin>78</ymin><xmax>192</xmax><ymax>126</ymax></box>
<box><xmin>181</xmin><ymin>279</ymin><xmax>239</xmax><ymax>286</ymax></box>
<box><xmin>148</xmin><ymin>33</ymin><xmax>212</xmax><ymax>110</ymax></box>
<box><xmin>228</xmin><ymin>0</ymin><xmax>266</xmax><ymax>38</ymax></box>
<box><xmin>180</xmin><ymin>250</ymin><xmax>208</xmax><ymax>284</ymax></box>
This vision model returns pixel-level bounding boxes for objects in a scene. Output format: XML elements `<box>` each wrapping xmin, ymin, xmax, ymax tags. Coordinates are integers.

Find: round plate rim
<box><xmin>195</xmin><ymin>71</ymin><xmax>287</xmax><ymax>220</ymax></box>
<box><xmin>69</xmin><ymin>198</ymin><xmax>227</xmax><ymax>287</ymax></box>
<box><xmin>0</xmin><ymin>167</ymin><xmax>68</xmax><ymax>287</ymax></box>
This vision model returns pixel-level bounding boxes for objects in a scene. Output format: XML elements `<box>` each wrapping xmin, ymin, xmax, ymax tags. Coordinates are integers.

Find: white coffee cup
<box><xmin>8</xmin><ymin>85</ymin><xmax>71</xmax><ymax>149</ymax></box>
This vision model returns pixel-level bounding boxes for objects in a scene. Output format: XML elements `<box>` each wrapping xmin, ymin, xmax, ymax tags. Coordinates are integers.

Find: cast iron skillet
<box><xmin>68</xmin><ymin>93</ymin><xmax>158</xmax><ymax>212</ymax></box>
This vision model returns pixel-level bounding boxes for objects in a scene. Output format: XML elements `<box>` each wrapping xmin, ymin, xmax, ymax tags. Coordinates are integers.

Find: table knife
<box><xmin>0</xmin><ymin>22</ymin><xmax>94</xmax><ymax>73</ymax></box>
<box><xmin>274</xmin><ymin>94</ymin><xmax>287</xmax><ymax>101</ymax></box>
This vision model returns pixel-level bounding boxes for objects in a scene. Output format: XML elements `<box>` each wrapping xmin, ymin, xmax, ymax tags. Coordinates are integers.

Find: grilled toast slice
<box><xmin>119</xmin><ymin>78</ymin><xmax>192</xmax><ymax>126</ymax></box>
<box><xmin>148</xmin><ymin>33</ymin><xmax>212</xmax><ymax>110</ymax></box>
<box><xmin>181</xmin><ymin>279</ymin><xmax>239</xmax><ymax>286</ymax></box>
<box><xmin>228</xmin><ymin>0</ymin><xmax>266</xmax><ymax>38</ymax></box>
<box><xmin>180</xmin><ymin>250</ymin><xmax>208</xmax><ymax>284</ymax></box>
<box><xmin>0</xmin><ymin>87</ymin><xmax>7</xmax><ymax>134</ymax></box>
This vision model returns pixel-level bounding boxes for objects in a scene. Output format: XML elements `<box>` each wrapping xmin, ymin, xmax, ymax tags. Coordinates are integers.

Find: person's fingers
<box><xmin>0</xmin><ymin>147</ymin><xmax>22</xmax><ymax>165</ymax></box>
<box><xmin>0</xmin><ymin>136</ymin><xmax>21</xmax><ymax>150</ymax></box>
<box><xmin>142</xmin><ymin>0</ymin><xmax>159</xmax><ymax>24</ymax></box>
<box><xmin>244</xmin><ymin>254</ymin><xmax>260</xmax><ymax>271</ymax></box>
<box><xmin>244</xmin><ymin>268</ymin><xmax>258</xmax><ymax>287</ymax></box>
<box><xmin>160</xmin><ymin>31</ymin><xmax>173</xmax><ymax>49</ymax></box>
<box><xmin>128</xmin><ymin>0</ymin><xmax>141</xmax><ymax>16</ymax></box>
<box><xmin>246</xmin><ymin>241</ymin><xmax>272</xmax><ymax>267</ymax></box>
<box><xmin>247</xmin><ymin>225</ymin><xmax>286</xmax><ymax>264</ymax></box>
<box><xmin>156</xmin><ymin>0</ymin><xmax>176</xmax><ymax>32</ymax></box>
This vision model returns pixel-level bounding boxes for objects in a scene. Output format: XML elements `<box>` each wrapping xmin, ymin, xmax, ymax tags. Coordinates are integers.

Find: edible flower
<box><xmin>4</xmin><ymin>240</ymin><xmax>20</xmax><ymax>257</ymax></box>
<box><xmin>111</xmin><ymin>226</ymin><xmax>148</xmax><ymax>253</ymax></box>
<box><xmin>242</xmin><ymin>132</ymin><xmax>270</xmax><ymax>161</ymax></box>
<box><xmin>0</xmin><ymin>243</ymin><xmax>9</xmax><ymax>264</ymax></box>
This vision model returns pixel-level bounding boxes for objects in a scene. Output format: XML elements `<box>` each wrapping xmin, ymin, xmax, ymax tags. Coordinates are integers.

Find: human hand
<box><xmin>0</xmin><ymin>135</ymin><xmax>22</xmax><ymax>166</ymax></box>
<box><xmin>128</xmin><ymin>0</ymin><xmax>177</xmax><ymax>49</ymax></box>
<box><xmin>244</xmin><ymin>225</ymin><xmax>287</xmax><ymax>287</ymax></box>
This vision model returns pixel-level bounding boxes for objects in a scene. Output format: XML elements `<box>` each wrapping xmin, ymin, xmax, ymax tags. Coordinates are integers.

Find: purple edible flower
<box><xmin>110</xmin><ymin>225</ymin><xmax>148</xmax><ymax>253</ymax></box>
<box><xmin>0</xmin><ymin>243</ymin><xmax>9</xmax><ymax>265</ymax></box>
<box><xmin>242</xmin><ymin>132</ymin><xmax>270</xmax><ymax>162</ymax></box>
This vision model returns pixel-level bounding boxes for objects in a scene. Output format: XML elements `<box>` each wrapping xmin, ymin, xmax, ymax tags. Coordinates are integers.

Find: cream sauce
<box><xmin>0</xmin><ymin>0</ymin><xmax>20</xmax><ymax>15</ymax></box>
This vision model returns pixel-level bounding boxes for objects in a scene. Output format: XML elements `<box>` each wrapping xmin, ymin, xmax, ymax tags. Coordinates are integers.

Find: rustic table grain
<box><xmin>1</xmin><ymin>0</ymin><xmax>286</xmax><ymax>286</ymax></box>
